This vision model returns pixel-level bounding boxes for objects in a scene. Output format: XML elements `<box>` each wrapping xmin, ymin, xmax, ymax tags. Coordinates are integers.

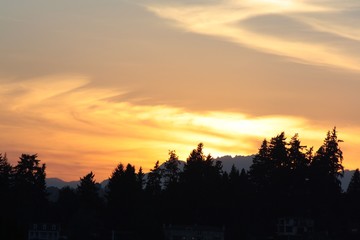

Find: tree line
<box><xmin>1</xmin><ymin>127</ymin><xmax>360</xmax><ymax>239</ymax></box>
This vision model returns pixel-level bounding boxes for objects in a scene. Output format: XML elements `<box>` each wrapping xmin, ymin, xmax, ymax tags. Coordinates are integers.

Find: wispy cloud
<box><xmin>1</xmin><ymin>75</ymin><xmax>359</xmax><ymax>180</ymax></box>
<box><xmin>146</xmin><ymin>0</ymin><xmax>360</xmax><ymax>71</ymax></box>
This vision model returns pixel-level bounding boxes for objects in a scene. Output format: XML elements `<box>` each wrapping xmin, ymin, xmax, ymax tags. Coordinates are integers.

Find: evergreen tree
<box><xmin>268</xmin><ymin>132</ymin><xmax>288</xmax><ymax>169</ymax></box>
<box><xmin>73</xmin><ymin>172</ymin><xmax>103</xmax><ymax>240</ymax></box>
<box><xmin>347</xmin><ymin>169</ymin><xmax>360</xmax><ymax>196</ymax></box>
<box><xmin>249</xmin><ymin>139</ymin><xmax>271</xmax><ymax>192</ymax></box>
<box><xmin>106</xmin><ymin>163</ymin><xmax>124</xmax><ymax>208</ymax></box>
<box><xmin>288</xmin><ymin>133</ymin><xmax>308</xmax><ymax>170</ymax></box>
<box><xmin>106</xmin><ymin>163</ymin><xmax>140</xmax><ymax>232</ymax></box>
<box><xmin>123</xmin><ymin>163</ymin><xmax>138</xmax><ymax>194</ymax></box>
<box><xmin>288</xmin><ymin>134</ymin><xmax>309</xmax><ymax>197</ymax></box>
<box><xmin>146</xmin><ymin>160</ymin><xmax>163</xmax><ymax>196</ymax></box>
<box><xmin>13</xmin><ymin>154</ymin><xmax>47</xmax><ymax>211</ymax></box>
<box><xmin>0</xmin><ymin>153</ymin><xmax>12</xmax><ymax>195</ymax></box>
<box><xmin>11</xmin><ymin>154</ymin><xmax>47</xmax><ymax>239</ymax></box>
<box><xmin>163</xmin><ymin>150</ymin><xmax>181</xmax><ymax>189</ymax></box>
<box><xmin>137</xmin><ymin>167</ymin><xmax>145</xmax><ymax>191</ymax></box>
<box><xmin>0</xmin><ymin>153</ymin><xmax>14</xmax><ymax>239</ymax></box>
<box><xmin>229</xmin><ymin>164</ymin><xmax>240</xmax><ymax>185</ymax></box>
<box><xmin>56</xmin><ymin>186</ymin><xmax>78</xmax><ymax>236</ymax></box>
<box><xmin>77</xmin><ymin>171</ymin><xmax>100</xmax><ymax>208</ymax></box>
<box><xmin>180</xmin><ymin>143</ymin><xmax>223</xmax><ymax>224</ymax></box>
<box><xmin>345</xmin><ymin>169</ymin><xmax>360</xmax><ymax>224</ymax></box>
<box><xmin>308</xmin><ymin>128</ymin><xmax>344</xmax><ymax>232</ymax></box>
<box><xmin>310</xmin><ymin>127</ymin><xmax>344</xmax><ymax>195</ymax></box>
<box><xmin>182</xmin><ymin>143</ymin><xmax>215</xmax><ymax>185</ymax></box>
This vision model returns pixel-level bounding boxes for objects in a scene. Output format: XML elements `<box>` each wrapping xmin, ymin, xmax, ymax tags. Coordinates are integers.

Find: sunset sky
<box><xmin>1</xmin><ymin>0</ymin><xmax>360</xmax><ymax>181</ymax></box>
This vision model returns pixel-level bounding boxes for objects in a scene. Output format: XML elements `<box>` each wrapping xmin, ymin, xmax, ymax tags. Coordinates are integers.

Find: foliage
<box><xmin>2</xmin><ymin>128</ymin><xmax>356</xmax><ymax>239</ymax></box>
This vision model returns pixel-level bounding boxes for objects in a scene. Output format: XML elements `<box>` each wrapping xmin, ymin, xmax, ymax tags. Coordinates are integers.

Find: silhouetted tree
<box><xmin>229</xmin><ymin>164</ymin><xmax>240</xmax><ymax>182</ymax></box>
<box><xmin>0</xmin><ymin>153</ymin><xmax>14</xmax><ymax>239</ymax></box>
<box><xmin>55</xmin><ymin>186</ymin><xmax>78</xmax><ymax>236</ymax></box>
<box><xmin>182</xmin><ymin>143</ymin><xmax>217</xmax><ymax>185</ymax></box>
<box><xmin>163</xmin><ymin>150</ymin><xmax>181</xmax><ymax>189</ymax></box>
<box><xmin>288</xmin><ymin>134</ymin><xmax>308</xmax><ymax>170</ymax></box>
<box><xmin>137</xmin><ymin>166</ymin><xmax>145</xmax><ymax>190</ymax></box>
<box><xmin>180</xmin><ymin>143</ymin><xmax>223</xmax><ymax>224</ymax></box>
<box><xmin>0</xmin><ymin>153</ymin><xmax>12</xmax><ymax>196</ymax></box>
<box><xmin>249</xmin><ymin>139</ymin><xmax>271</xmax><ymax>192</ymax></box>
<box><xmin>146</xmin><ymin>160</ymin><xmax>163</xmax><ymax>196</ymax></box>
<box><xmin>345</xmin><ymin>169</ymin><xmax>360</xmax><ymax>225</ymax></box>
<box><xmin>347</xmin><ymin>169</ymin><xmax>360</xmax><ymax>196</ymax></box>
<box><xmin>77</xmin><ymin>171</ymin><xmax>101</xmax><ymax>207</ymax></box>
<box><xmin>13</xmin><ymin>154</ymin><xmax>47</xmax><ymax>213</ymax></box>
<box><xmin>310</xmin><ymin>127</ymin><xmax>344</xmax><ymax>195</ymax></box>
<box><xmin>269</xmin><ymin>132</ymin><xmax>288</xmax><ymax>169</ymax></box>
<box><xmin>72</xmin><ymin>172</ymin><xmax>103</xmax><ymax>240</ymax></box>
<box><xmin>106</xmin><ymin>163</ymin><xmax>141</xmax><ymax>234</ymax></box>
<box><xmin>10</xmin><ymin>154</ymin><xmax>47</xmax><ymax>239</ymax></box>
<box><xmin>106</xmin><ymin>163</ymin><xmax>125</xmax><ymax>209</ymax></box>
<box><xmin>308</xmin><ymin>127</ymin><xmax>344</xmax><ymax>233</ymax></box>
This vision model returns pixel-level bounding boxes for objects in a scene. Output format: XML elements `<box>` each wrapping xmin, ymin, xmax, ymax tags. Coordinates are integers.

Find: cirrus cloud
<box><xmin>146</xmin><ymin>0</ymin><xmax>360</xmax><ymax>71</ymax></box>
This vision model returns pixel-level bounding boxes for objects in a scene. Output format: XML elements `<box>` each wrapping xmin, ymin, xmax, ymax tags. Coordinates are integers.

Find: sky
<box><xmin>1</xmin><ymin>0</ymin><xmax>360</xmax><ymax>181</ymax></box>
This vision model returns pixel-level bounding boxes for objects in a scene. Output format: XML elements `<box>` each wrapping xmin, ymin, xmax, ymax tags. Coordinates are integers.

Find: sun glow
<box><xmin>1</xmin><ymin>76</ymin><xmax>360</xmax><ymax>180</ymax></box>
<box><xmin>248</xmin><ymin>0</ymin><xmax>295</xmax><ymax>9</ymax></box>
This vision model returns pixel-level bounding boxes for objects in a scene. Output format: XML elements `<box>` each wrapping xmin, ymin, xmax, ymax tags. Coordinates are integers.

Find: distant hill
<box><xmin>215</xmin><ymin>155</ymin><xmax>254</xmax><ymax>172</ymax></box>
<box><xmin>46</xmin><ymin>177</ymin><xmax>80</xmax><ymax>189</ymax></box>
<box><xmin>342</xmin><ymin>169</ymin><xmax>354</xmax><ymax>191</ymax></box>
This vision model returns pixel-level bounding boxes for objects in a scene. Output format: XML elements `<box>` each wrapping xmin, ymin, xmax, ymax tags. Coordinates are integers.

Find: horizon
<box><xmin>2</xmin><ymin>0</ymin><xmax>360</xmax><ymax>181</ymax></box>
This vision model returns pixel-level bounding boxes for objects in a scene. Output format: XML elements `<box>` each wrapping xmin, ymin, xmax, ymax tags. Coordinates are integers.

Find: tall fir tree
<box><xmin>77</xmin><ymin>171</ymin><xmax>101</xmax><ymax>208</ymax></box>
<box><xmin>146</xmin><ymin>160</ymin><xmax>163</xmax><ymax>196</ymax></box>
<box><xmin>347</xmin><ymin>169</ymin><xmax>360</xmax><ymax>196</ymax></box>
<box><xmin>163</xmin><ymin>150</ymin><xmax>181</xmax><ymax>189</ymax></box>
<box><xmin>249</xmin><ymin>139</ymin><xmax>271</xmax><ymax>192</ymax></box>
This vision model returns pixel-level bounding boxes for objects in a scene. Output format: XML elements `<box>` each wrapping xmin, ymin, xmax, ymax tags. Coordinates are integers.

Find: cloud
<box><xmin>1</xmin><ymin>75</ymin><xmax>359</xmax><ymax>180</ymax></box>
<box><xmin>146</xmin><ymin>0</ymin><xmax>360</xmax><ymax>71</ymax></box>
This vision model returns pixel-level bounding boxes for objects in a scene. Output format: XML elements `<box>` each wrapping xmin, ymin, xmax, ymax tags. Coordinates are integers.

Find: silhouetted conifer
<box><xmin>347</xmin><ymin>169</ymin><xmax>360</xmax><ymax>196</ymax></box>
<box><xmin>163</xmin><ymin>150</ymin><xmax>180</xmax><ymax>189</ymax></box>
<box><xmin>310</xmin><ymin>127</ymin><xmax>344</xmax><ymax>195</ymax></box>
<box><xmin>137</xmin><ymin>167</ymin><xmax>145</xmax><ymax>190</ymax></box>
<box><xmin>77</xmin><ymin>171</ymin><xmax>101</xmax><ymax>207</ymax></box>
<box><xmin>146</xmin><ymin>160</ymin><xmax>163</xmax><ymax>196</ymax></box>
<box><xmin>249</xmin><ymin>139</ymin><xmax>271</xmax><ymax>192</ymax></box>
<box><xmin>13</xmin><ymin>154</ymin><xmax>47</xmax><ymax>214</ymax></box>
<box><xmin>0</xmin><ymin>153</ymin><xmax>14</xmax><ymax>239</ymax></box>
<box><xmin>0</xmin><ymin>153</ymin><xmax>11</xmax><ymax>192</ymax></box>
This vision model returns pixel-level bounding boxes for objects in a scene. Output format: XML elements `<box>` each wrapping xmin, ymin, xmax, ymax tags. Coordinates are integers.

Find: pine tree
<box><xmin>310</xmin><ymin>127</ymin><xmax>344</xmax><ymax>195</ymax></box>
<box><xmin>146</xmin><ymin>161</ymin><xmax>163</xmax><ymax>196</ymax></box>
<box><xmin>288</xmin><ymin>134</ymin><xmax>309</xmax><ymax>197</ymax></box>
<box><xmin>347</xmin><ymin>169</ymin><xmax>360</xmax><ymax>196</ymax></box>
<box><xmin>107</xmin><ymin>163</ymin><xmax>124</xmax><ymax>207</ymax></box>
<box><xmin>288</xmin><ymin>134</ymin><xmax>308</xmax><ymax>170</ymax></box>
<box><xmin>137</xmin><ymin>167</ymin><xmax>145</xmax><ymax>191</ymax></box>
<box><xmin>77</xmin><ymin>171</ymin><xmax>101</xmax><ymax>208</ymax></box>
<box><xmin>163</xmin><ymin>150</ymin><xmax>180</xmax><ymax>189</ymax></box>
<box><xmin>268</xmin><ymin>132</ymin><xmax>288</xmax><ymax>169</ymax></box>
<box><xmin>249</xmin><ymin>139</ymin><xmax>271</xmax><ymax>192</ymax></box>
<box><xmin>13</xmin><ymin>154</ymin><xmax>47</xmax><ymax>208</ymax></box>
<box><xmin>0</xmin><ymin>153</ymin><xmax>12</xmax><ymax>195</ymax></box>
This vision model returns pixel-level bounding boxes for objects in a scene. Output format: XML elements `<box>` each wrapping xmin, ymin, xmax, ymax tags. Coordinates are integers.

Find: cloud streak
<box><xmin>146</xmin><ymin>0</ymin><xmax>360</xmax><ymax>71</ymax></box>
<box><xmin>1</xmin><ymin>76</ymin><xmax>359</xmax><ymax>180</ymax></box>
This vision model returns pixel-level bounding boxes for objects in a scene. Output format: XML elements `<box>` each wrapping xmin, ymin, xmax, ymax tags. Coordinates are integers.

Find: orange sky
<box><xmin>1</xmin><ymin>0</ymin><xmax>360</xmax><ymax>181</ymax></box>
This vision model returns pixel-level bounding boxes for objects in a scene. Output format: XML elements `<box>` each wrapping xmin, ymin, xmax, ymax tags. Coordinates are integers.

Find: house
<box><xmin>163</xmin><ymin>224</ymin><xmax>225</xmax><ymax>240</ymax></box>
<box><xmin>277</xmin><ymin>217</ymin><xmax>314</xmax><ymax>239</ymax></box>
<box><xmin>28</xmin><ymin>223</ymin><xmax>61</xmax><ymax>240</ymax></box>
